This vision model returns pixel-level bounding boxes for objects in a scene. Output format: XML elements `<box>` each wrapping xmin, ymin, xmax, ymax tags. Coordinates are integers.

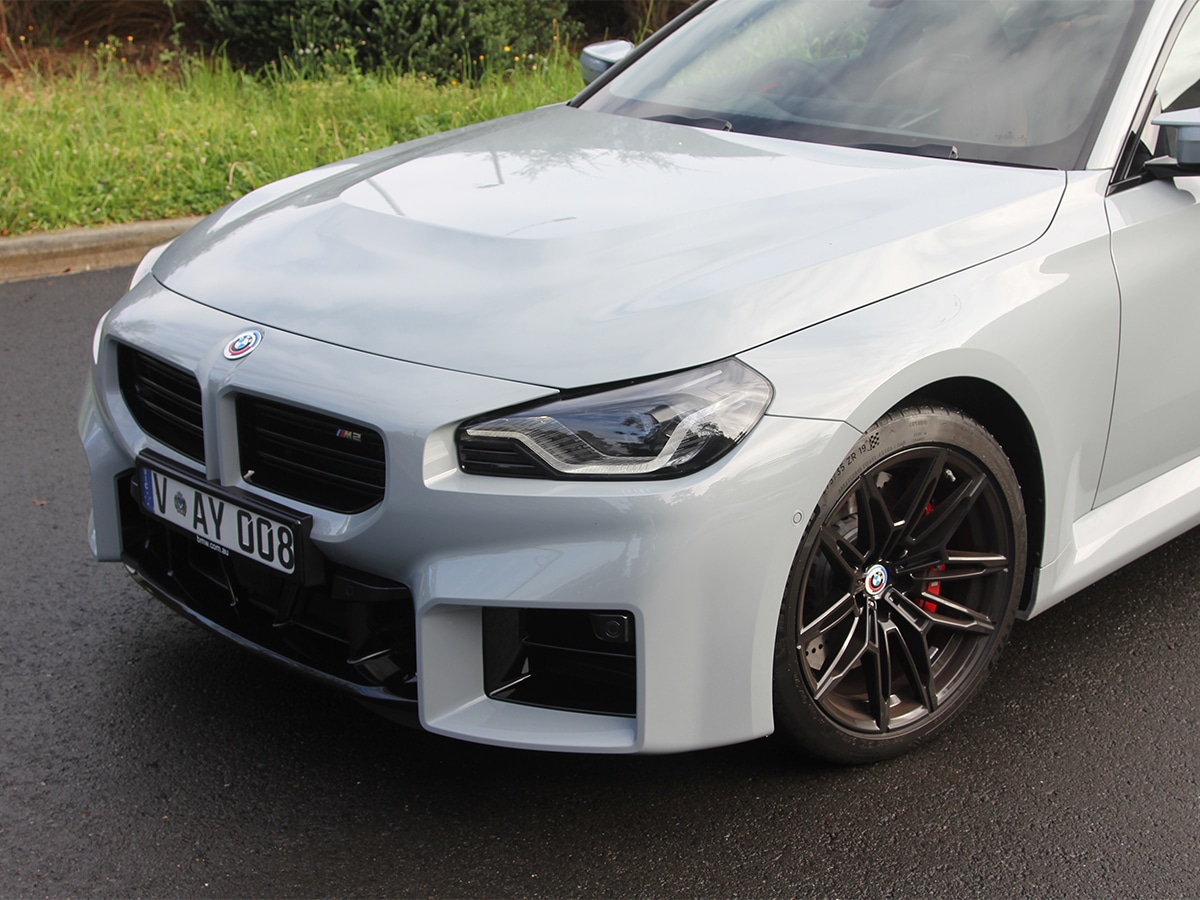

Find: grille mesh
<box><xmin>458</xmin><ymin>437</ymin><xmax>552</xmax><ymax>479</ymax></box>
<box><xmin>117</xmin><ymin>344</ymin><xmax>205</xmax><ymax>462</ymax></box>
<box><xmin>237</xmin><ymin>396</ymin><xmax>385</xmax><ymax>513</ymax></box>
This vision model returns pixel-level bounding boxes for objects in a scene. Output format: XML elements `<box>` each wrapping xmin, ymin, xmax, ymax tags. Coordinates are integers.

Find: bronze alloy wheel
<box><xmin>774</xmin><ymin>406</ymin><xmax>1027</xmax><ymax>763</ymax></box>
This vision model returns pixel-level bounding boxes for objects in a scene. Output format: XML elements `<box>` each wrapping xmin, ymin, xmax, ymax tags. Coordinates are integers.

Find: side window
<box><xmin>1147</xmin><ymin>5</ymin><xmax>1200</xmax><ymax>161</ymax></box>
<box><xmin>1159</xmin><ymin>10</ymin><xmax>1200</xmax><ymax>112</ymax></box>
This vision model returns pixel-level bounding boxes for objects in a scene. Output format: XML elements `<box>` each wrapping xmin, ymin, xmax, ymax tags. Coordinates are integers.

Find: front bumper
<box><xmin>81</xmin><ymin>277</ymin><xmax>854</xmax><ymax>752</ymax></box>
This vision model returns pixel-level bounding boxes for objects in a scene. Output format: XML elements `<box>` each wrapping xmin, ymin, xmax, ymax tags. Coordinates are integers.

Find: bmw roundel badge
<box><xmin>864</xmin><ymin>564</ymin><xmax>889</xmax><ymax>598</ymax></box>
<box><xmin>224</xmin><ymin>329</ymin><xmax>263</xmax><ymax>360</ymax></box>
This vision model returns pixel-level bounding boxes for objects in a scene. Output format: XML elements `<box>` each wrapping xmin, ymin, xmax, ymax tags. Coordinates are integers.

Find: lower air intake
<box><xmin>482</xmin><ymin>607</ymin><xmax>637</xmax><ymax>717</ymax></box>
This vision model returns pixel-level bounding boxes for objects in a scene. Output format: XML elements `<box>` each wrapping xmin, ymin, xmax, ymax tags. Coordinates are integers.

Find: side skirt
<box><xmin>1030</xmin><ymin>453</ymin><xmax>1200</xmax><ymax>616</ymax></box>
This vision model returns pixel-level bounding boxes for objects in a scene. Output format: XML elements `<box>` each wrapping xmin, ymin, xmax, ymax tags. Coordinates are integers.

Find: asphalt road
<box><xmin>2</xmin><ymin>267</ymin><xmax>1199</xmax><ymax>898</ymax></box>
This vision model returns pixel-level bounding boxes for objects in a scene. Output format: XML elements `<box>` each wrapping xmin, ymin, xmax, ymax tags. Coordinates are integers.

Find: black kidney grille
<box><xmin>117</xmin><ymin>344</ymin><xmax>205</xmax><ymax>463</ymax></box>
<box><xmin>237</xmin><ymin>396</ymin><xmax>385</xmax><ymax>514</ymax></box>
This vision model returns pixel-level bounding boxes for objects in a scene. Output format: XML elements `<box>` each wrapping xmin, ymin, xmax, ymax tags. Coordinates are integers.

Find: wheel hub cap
<box><xmin>863</xmin><ymin>563</ymin><xmax>889</xmax><ymax>599</ymax></box>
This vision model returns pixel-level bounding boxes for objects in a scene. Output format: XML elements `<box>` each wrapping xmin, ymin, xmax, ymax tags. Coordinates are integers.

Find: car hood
<box><xmin>155</xmin><ymin>106</ymin><xmax>1065</xmax><ymax>388</ymax></box>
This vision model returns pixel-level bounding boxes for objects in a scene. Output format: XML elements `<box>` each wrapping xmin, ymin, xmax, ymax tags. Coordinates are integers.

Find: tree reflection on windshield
<box><xmin>580</xmin><ymin>0</ymin><xmax>1148</xmax><ymax>169</ymax></box>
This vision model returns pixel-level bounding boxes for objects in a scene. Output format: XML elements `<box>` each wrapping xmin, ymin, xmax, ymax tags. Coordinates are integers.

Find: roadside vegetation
<box><xmin>0</xmin><ymin>0</ymin><xmax>694</xmax><ymax>238</ymax></box>
<box><xmin>1</xmin><ymin>45</ymin><xmax>580</xmax><ymax>236</ymax></box>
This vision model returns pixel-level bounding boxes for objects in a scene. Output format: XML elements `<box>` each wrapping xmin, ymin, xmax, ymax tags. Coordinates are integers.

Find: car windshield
<box><xmin>578</xmin><ymin>0</ymin><xmax>1149</xmax><ymax>169</ymax></box>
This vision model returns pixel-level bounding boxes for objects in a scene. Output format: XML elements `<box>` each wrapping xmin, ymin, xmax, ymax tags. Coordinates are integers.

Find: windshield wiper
<box><xmin>854</xmin><ymin>142</ymin><xmax>959</xmax><ymax>159</ymax></box>
<box><xmin>645</xmin><ymin>113</ymin><xmax>734</xmax><ymax>132</ymax></box>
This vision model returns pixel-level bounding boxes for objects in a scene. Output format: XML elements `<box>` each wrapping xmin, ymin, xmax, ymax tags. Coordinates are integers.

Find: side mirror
<box><xmin>1146</xmin><ymin>107</ymin><xmax>1200</xmax><ymax>178</ymax></box>
<box><xmin>580</xmin><ymin>40</ymin><xmax>634</xmax><ymax>85</ymax></box>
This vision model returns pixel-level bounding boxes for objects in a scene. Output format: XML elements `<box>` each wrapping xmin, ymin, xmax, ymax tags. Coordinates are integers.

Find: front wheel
<box><xmin>773</xmin><ymin>406</ymin><xmax>1027</xmax><ymax>763</ymax></box>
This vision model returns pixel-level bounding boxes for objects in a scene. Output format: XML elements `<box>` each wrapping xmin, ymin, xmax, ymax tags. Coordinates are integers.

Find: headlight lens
<box><xmin>458</xmin><ymin>359</ymin><xmax>772</xmax><ymax>480</ymax></box>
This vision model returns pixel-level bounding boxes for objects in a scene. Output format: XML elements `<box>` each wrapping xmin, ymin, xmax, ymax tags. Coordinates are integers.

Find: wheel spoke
<box><xmin>886</xmin><ymin>595</ymin><xmax>937</xmax><ymax>712</ymax></box>
<box><xmin>881</xmin><ymin>450</ymin><xmax>948</xmax><ymax>559</ymax></box>
<box><xmin>905</xmin><ymin>590</ymin><xmax>997</xmax><ymax>634</ymax></box>
<box><xmin>944</xmin><ymin>549</ymin><xmax>1010</xmax><ymax>575</ymax></box>
<box><xmin>856</xmin><ymin>477</ymin><xmax>893</xmax><ymax>561</ymax></box>
<box><xmin>812</xmin><ymin>611</ymin><xmax>869</xmax><ymax>701</ymax></box>
<box><xmin>798</xmin><ymin>592</ymin><xmax>857</xmax><ymax>649</ymax></box>
<box><xmin>897</xmin><ymin>549</ymin><xmax>1009</xmax><ymax>580</ymax></box>
<box><xmin>909</xmin><ymin>471</ymin><xmax>989</xmax><ymax>554</ymax></box>
<box><xmin>863</xmin><ymin>605</ymin><xmax>891</xmax><ymax>732</ymax></box>
<box><xmin>819</xmin><ymin>523</ymin><xmax>866</xmax><ymax>579</ymax></box>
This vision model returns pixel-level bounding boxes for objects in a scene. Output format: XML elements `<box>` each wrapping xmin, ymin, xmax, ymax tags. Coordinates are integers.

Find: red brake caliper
<box><xmin>920</xmin><ymin>501</ymin><xmax>944</xmax><ymax>613</ymax></box>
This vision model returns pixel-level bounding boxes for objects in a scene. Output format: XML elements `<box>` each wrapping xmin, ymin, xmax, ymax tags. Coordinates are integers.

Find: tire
<box><xmin>773</xmin><ymin>405</ymin><xmax>1027</xmax><ymax>764</ymax></box>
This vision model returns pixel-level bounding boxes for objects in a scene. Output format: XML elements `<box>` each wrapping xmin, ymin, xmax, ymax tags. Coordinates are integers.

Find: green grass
<box><xmin>0</xmin><ymin>50</ymin><xmax>583</xmax><ymax>237</ymax></box>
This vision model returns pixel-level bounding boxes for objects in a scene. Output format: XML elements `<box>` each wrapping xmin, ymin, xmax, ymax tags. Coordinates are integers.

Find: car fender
<box><xmin>740</xmin><ymin>170</ymin><xmax>1120</xmax><ymax>581</ymax></box>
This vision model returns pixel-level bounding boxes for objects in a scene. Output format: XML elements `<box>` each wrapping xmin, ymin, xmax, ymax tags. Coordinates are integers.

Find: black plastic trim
<box><xmin>237</xmin><ymin>395</ymin><xmax>386</xmax><ymax>514</ymax></box>
<box><xmin>128</xmin><ymin>564</ymin><xmax>412</xmax><ymax>707</ymax></box>
<box><xmin>117</xmin><ymin>343</ymin><xmax>205</xmax><ymax>463</ymax></box>
<box><xmin>482</xmin><ymin>607</ymin><xmax>637</xmax><ymax>717</ymax></box>
<box><xmin>118</xmin><ymin>468</ymin><xmax>417</xmax><ymax>708</ymax></box>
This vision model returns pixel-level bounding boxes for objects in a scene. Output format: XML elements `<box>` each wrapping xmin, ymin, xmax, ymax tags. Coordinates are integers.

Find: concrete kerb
<box><xmin>0</xmin><ymin>218</ymin><xmax>205</xmax><ymax>284</ymax></box>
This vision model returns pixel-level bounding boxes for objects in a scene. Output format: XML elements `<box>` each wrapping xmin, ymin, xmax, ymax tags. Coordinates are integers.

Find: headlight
<box><xmin>458</xmin><ymin>359</ymin><xmax>773</xmax><ymax>480</ymax></box>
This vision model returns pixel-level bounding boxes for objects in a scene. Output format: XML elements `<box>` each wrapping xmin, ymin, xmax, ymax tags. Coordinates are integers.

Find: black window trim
<box><xmin>1109</xmin><ymin>0</ymin><xmax>1200</xmax><ymax>194</ymax></box>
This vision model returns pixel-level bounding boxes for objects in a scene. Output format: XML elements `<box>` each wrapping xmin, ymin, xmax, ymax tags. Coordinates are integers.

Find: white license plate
<box><xmin>137</xmin><ymin>462</ymin><xmax>303</xmax><ymax>577</ymax></box>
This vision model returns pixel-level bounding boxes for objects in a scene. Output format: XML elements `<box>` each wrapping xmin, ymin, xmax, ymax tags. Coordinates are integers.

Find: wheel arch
<box><xmin>741</xmin><ymin>279</ymin><xmax>1094</xmax><ymax>619</ymax></box>
<box><xmin>896</xmin><ymin>377</ymin><xmax>1045</xmax><ymax>615</ymax></box>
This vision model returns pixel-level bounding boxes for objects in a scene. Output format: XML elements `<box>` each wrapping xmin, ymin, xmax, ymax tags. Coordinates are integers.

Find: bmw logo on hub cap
<box><xmin>864</xmin><ymin>564</ymin><xmax>889</xmax><ymax>598</ymax></box>
<box><xmin>224</xmin><ymin>330</ymin><xmax>262</xmax><ymax>360</ymax></box>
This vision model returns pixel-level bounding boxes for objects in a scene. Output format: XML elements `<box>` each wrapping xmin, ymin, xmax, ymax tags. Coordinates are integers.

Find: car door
<box><xmin>1098</xmin><ymin>1</ymin><xmax>1200</xmax><ymax>506</ymax></box>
